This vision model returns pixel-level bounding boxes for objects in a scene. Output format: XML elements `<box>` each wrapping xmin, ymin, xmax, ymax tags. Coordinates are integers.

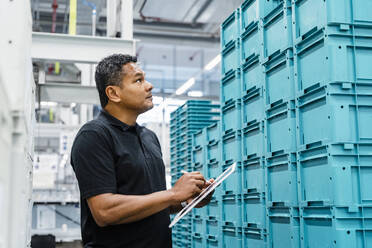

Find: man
<box><xmin>71</xmin><ymin>54</ymin><xmax>213</xmax><ymax>248</ymax></box>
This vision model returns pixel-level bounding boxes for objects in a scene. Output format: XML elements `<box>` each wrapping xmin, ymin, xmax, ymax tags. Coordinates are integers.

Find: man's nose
<box><xmin>145</xmin><ymin>80</ymin><xmax>153</xmax><ymax>91</ymax></box>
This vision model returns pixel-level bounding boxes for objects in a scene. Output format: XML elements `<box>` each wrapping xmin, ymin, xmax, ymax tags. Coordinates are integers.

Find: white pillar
<box><xmin>121</xmin><ymin>0</ymin><xmax>133</xmax><ymax>40</ymax></box>
<box><xmin>107</xmin><ymin>0</ymin><xmax>118</xmax><ymax>37</ymax></box>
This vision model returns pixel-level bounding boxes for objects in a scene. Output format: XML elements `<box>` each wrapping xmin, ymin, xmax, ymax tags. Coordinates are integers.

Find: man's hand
<box><xmin>187</xmin><ymin>178</ymin><xmax>215</xmax><ymax>208</ymax></box>
<box><xmin>169</xmin><ymin>171</ymin><xmax>206</xmax><ymax>204</ymax></box>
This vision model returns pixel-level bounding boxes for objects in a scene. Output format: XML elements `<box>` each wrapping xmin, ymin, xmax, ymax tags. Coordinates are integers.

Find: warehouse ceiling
<box><xmin>32</xmin><ymin>0</ymin><xmax>242</xmax><ymax>39</ymax></box>
<box><xmin>31</xmin><ymin>0</ymin><xmax>243</xmax><ymax>97</ymax></box>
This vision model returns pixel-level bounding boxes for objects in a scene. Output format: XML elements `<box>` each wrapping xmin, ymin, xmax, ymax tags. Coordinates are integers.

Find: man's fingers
<box><xmin>194</xmin><ymin>179</ymin><xmax>206</xmax><ymax>188</ymax></box>
<box><xmin>189</xmin><ymin>173</ymin><xmax>206</xmax><ymax>182</ymax></box>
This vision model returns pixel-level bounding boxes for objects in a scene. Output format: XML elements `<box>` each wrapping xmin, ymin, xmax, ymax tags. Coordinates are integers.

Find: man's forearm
<box><xmin>88</xmin><ymin>190</ymin><xmax>176</xmax><ymax>226</ymax></box>
<box><xmin>169</xmin><ymin>202</ymin><xmax>183</xmax><ymax>214</ymax></box>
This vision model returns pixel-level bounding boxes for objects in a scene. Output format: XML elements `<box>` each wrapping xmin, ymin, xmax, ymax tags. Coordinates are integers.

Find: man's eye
<box><xmin>135</xmin><ymin>79</ymin><xmax>142</xmax><ymax>83</ymax></box>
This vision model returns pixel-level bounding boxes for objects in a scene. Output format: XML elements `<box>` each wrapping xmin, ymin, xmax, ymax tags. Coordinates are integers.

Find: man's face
<box><xmin>117</xmin><ymin>62</ymin><xmax>154</xmax><ymax>114</ymax></box>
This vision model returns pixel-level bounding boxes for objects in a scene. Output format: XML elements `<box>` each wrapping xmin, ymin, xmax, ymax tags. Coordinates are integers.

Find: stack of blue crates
<box><xmin>170</xmin><ymin>100</ymin><xmax>220</xmax><ymax>248</ymax></box>
<box><xmin>186</xmin><ymin>0</ymin><xmax>372</xmax><ymax>247</ymax></box>
<box><xmin>191</xmin><ymin>122</ymin><xmax>224</xmax><ymax>248</ymax></box>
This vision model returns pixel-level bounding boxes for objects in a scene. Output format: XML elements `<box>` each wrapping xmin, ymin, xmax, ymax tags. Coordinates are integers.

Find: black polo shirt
<box><xmin>71</xmin><ymin>110</ymin><xmax>171</xmax><ymax>248</ymax></box>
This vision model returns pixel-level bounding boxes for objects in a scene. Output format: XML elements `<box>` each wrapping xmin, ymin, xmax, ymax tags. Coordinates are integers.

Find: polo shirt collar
<box><xmin>98</xmin><ymin>109</ymin><xmax>138</xmax><ymax>132</ymax></box>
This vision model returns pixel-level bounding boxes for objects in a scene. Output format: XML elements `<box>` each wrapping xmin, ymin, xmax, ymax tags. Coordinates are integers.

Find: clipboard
<box><xmin>169</xmin><ymin>162</ymin><xmax>236</xmax><ymax>228</ymax></box>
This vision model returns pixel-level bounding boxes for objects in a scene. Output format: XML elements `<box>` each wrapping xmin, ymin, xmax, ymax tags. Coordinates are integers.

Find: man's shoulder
<box><xmin>75</xmin><ymin>119</ymin><xmax>111</xmax><ymax>140</ymax></box>
<box><xmin>139</xmin><ymin>125</ymin><xmax>158</xmax><ymax>140</ymax></box>
<box><xmin>140</xmin><ymin>125</ymin><xmax>155</xmax><ymax>135</ymax></box>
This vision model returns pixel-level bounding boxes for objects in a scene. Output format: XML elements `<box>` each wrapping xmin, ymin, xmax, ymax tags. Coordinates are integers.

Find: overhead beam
<box><xmin>39</xmin><ymin>83</ymin><xmax>100</xmax><ymax>105</ymax></box>
<box><xmin>32</xmin><ymin>32</ymin><xmax>136</xmax><ymax>63</ymax></box>
<box><xmin>38</xmin><ymin>83</ymin><xmax>218</xmax><ymax>105</ymax></box>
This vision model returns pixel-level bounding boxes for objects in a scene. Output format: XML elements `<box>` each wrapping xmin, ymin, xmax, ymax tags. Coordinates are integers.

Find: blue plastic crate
<box><xmin>171</xmin><ymin>109</ymin><xmax>179</xmax><ymax>118</ymax></box>
<box><xmin>177</xmin><ymin>162</ymin><xmax>192</xmax><ymax>173</ymax></box>
<box><xmin>171</xmin><ymin>166</ymin><xmax>179</xmax><ymax>175</ymax></box>
<box><xmin>191</xmin><ymin>234</ymin><xmax>204</xmax><ymax>248</ymax></box>
<box><xmin>241</xmin><ymin>22</ymin><xmax>261</xmax><ymax>64</ymax></box>
<box><xmin>206</xmin><ymin>140</ymin><xmax>220</xmax><ymax>164</ymax></box>
<box><xmin>176</xmin><ymin>138</ymin><xmax>192</xmax><ymax>147</ymax></box>
<box><xmin>222</xmin><ymin>40</ymin><xmax>240</xmax><ymax>76</ymax></box>
<box><xmin>170</xmin><ymin>129</ymin><xmax>179</xmax><ymax>138</ymax></box>
<box><xmin>177</xmin><ymin>148</ymin><xmax>192</xmax><ymax>159</ymax></box>
<box><xmin>192</xmin><ymin>146</ymin><xmax>204</xmax><ymax>167</ymax></box>
<box><xmin>266</xmin><ymin>100</ymin><xmax>296</xmax><ymax>153</ymax></box>
<box><xmin>242</xmin><ymin>86</ymin><xmax>265</xmax><ymax>125</ymax></box>
<box><xmin>222</xmin><ymin>162</ymin><xmax>242</xmax><ymax>194</ymax></box>
<box><xmin>242</xmin><ymin>55</ymin><xmax>263</xmax><ymax>94</ymax></box>
<box><xmin>243</xmin><ymin>192</ymin><xmax>266</xmax><ymax>229</ymax></box>
<box><xmin>262</xmin><ymin>3</ymin><xmax>292</xmax><ymax>58</ymax></box>
<box><xmin>179</xmin><ymin>104</ymin><xmax>220</xmax><ymax>111</ymax></box>
<box><xmin>266</xmin><ymin>207</ymin><xmax>300</xmax><ymax>248</ymax></box>
<box><xmin>172</xmin><ymin>232</ymin><xmax>177</xmax><ymax>242</ymax></box>
<box><xmin>179</xmin><ymin>230</ymin><xmax>192</xmax><ymax>240</ymax></box>
<box><xmin>242</xmin><ymin>157</ymin><xmax>265</xmax><ymax>194</ymax></box>
<box><xmin>297</xmin><ymin>142</ymin><xmax>372</xmax><ymax>207</ymax></box>
<box><xmin>222</xmin><ymin>131</ymin><xmax>242</xmax><ymax>164</ymax></box>
<box><xmin>179</xmin><ymin>100</ymin><xmax>219</xmax><ymax>110</ymax></box>
<box><xmin>293</xmin><ymin>29</ymin><xmax>372</xmax><ymax>93</ymax></box>
<box><xmin>206</xmin><ymin>122</ymin><xmax>220</xmax><ymax>142</ymax></box>
<box><xmin>171</xmin><ymin>171</ymin><xmax>182</xmax><ymax>182</ymax></box>
<box><xmin>184</xmin><ymin>99</ymin><xmax>218</xmax><ymax>105</ymax></box>
<box><xmin>170</xmin><ymin>152</ymin><xmax>177</xmax><ymax>161</ymax></box>
<box><xmin>240</xmin><ymin>0</ymin><xmax>260</xmax><ymax>32</ymax></box>
<box><xmin>177</xmin><ymin>154</ymin><xmax>192</xmax><ymax>165</ymax></box>
<box><xmin>222</xmin><ymin>225</ymin><xmax>243</xmax><ymax>248</ymax></box>
<box><xmin>175</xmin><ymin>240</ymin><xmax>190</xmax><ymax>248</ymax></box>
<box><xmin>178</xmin><ymin>108</ymin><xmax>220</xmax><ymax>117</ymax></box>
<box><xmin>222</xmin><ymin>193</ymin><xmax>243</xmax><ymax>227</ymax></box>
<box><xmin>221</xmin><ymin>69</ymin><xmax>241</xmax><ymax>106</ymax></box>
<box><xmin>243</xmin><ymin>227</ymin><xmax>267</xmax><ymax>248</ymax></box>
<box><xmin>266</xmin><ymin>151</ymin><xmax>298</xmax><ymax>207</ymax></box>
<box><xmin>206</xmin><ymin>237</ymin><xmax>219</xmax><ymax>248</ymax></box>
<box><xmin>172</xmin><ymin>242</ymin><xmax>182</xmax><ymax>248</ymax></box>
<box><xmin>296</xmin><ymin>83</ymin><xmax>372</xmax><ymax>147</ymax></box>
<box><xmin>207</xmin><ymin>160</ymin><xmax>221</xmax><ymax>181</ymax></box>
<box><xmin>207</xmin><ymin>198</ymin><xmax>221</xmax><ymax>220</ymax></box>
<box><xmin>177</xmin><ymin>239</ymin><xmax>191</xmax><ymax>248</ymax></box>
<box><xmin>242</xmin><ymin>120</ymin><xmax>265</xmax><ymax>159</ymax></box>
<box><xmin>300</xmin><ymin>206</ymin><xmax>372</xmax><ymax>248</ymax></box>
<box><xmin>240</xmin><ymin>0</ymin><xmax>287</xmax><ymax>32</ymax></box>
<box><xmin>178</xmin><ymin>109</ymin><xmax>220</xmax><ymax>117</ymax></box>
<box><xmin>179</xmin><ymin>119</ymin><xmax>218</xmax><ymax>128</ymax></box>
<box><xmin>192</xmin><ymin>216</ymin><xmax>205</xmax><ymax>235</ymax></box>
<box><xmin>221</xmin><ymin>10</ymin><xmax>240</xmax><ymax>49</ymax></box>
<box><xmin>179</xmin><ymin>218</ymin><xmax>192</xmax><ymax>231</ymax></box>
<box><xmin>263</xmin><ymin>49</ymin><xmax>295</xmax><ymax>105</ymax></box>
<box><xmin>206</xmin><ymin>217</ymin><xmax>220</xmax><ymax>237</ymax></box>
<box><xmin>292</xmin><ymin>0</ymin><xmax>372</xmax><ymax>42</ymax></box>
<box><xmin>192</xmin><ymin>162</ymin><xmax>203</xmax><ymax>174</ymax></box>
<box><xmin>193</xmin><ymin>200</ymin><xmax>207</xmax><ymax>218</ymax></box>
<box><xmin>221</xmin><ymin>100</ymin><xmax>242</xmax><ymax>134</ymax></box>
<box><xmin>178</xmin><ymin>115</ymin><xmax>220</xmax><ymax>123</ymax></box>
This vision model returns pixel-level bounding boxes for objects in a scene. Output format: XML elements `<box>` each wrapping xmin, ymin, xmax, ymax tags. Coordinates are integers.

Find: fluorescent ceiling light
<box><xmin>204</xmin><ymin>54</ymin><xmax>221</xmax><ymax>71</ymax></box>
<box><xmin>187</xmin><ymin>91</ymin><xmax>203</xmax><ymax>97</ymax></box>
<box><xmin>175</xmin><ymin>77</ymin><xmax>195</xmax><ymax>95</ymax></box>
<box><xmin>40</xmin><ymin>101</ymin><xmax>58</xmax><ymax>107</ymax></box>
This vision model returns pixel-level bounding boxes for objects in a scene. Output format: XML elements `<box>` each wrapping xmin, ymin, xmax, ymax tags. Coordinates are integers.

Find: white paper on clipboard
<box><xmin>169</xmin><ymin>162</ymin><xmax>236</xmax><ymax>228</ymax></box>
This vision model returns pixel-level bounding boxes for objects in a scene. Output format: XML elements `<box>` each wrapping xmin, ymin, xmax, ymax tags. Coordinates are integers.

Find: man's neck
<box><xmin>104</xmin><ymin>103</ymin><xmax>138</xmax><ymax>126</ymax></box>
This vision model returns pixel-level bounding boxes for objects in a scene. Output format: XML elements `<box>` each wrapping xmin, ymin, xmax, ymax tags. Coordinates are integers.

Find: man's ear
<box><xmin>105</xmin><ymin>86</ymin><xmax>121</xmax><ymax>103</ymax></box>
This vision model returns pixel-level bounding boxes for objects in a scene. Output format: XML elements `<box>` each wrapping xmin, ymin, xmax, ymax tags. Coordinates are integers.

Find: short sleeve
<box><xmin>71</xmin><ymin>130</ymin><xmax>117</xmax><ymax>199</ymax></box>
